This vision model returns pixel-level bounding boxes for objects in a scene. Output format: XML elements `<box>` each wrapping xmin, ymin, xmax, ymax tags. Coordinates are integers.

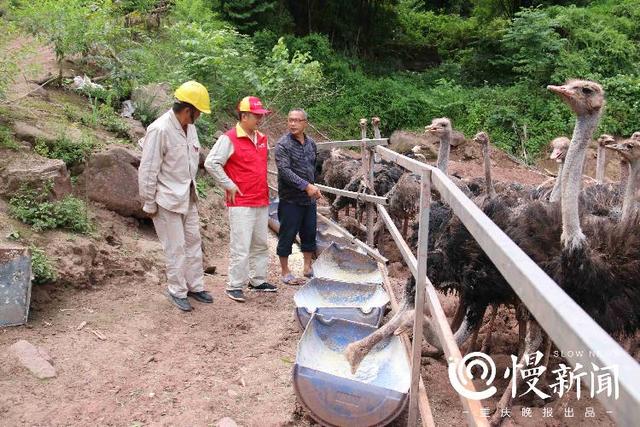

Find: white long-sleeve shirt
<box><xmin>138</xmin><ymin>110</ymin><xmax>200</xmax><ymax>215</ymax></box>
<box><xmin>204</xmin><ymin>123</ymin><xmax>266</xmax><ymax>191</ymax></box>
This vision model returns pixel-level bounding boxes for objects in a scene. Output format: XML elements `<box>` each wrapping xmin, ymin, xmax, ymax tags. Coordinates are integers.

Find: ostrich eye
<box><xmin>582</xmin><ymin>87</ymin><xmax>593</xmax><ymax>95</ymax></box>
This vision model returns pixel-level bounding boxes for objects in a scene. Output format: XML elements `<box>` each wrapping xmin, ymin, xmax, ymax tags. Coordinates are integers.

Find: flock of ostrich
<box><xmin>313</xmin><ymin>80</ymin><xmax>640</xmax><ymax>424</ymax></box>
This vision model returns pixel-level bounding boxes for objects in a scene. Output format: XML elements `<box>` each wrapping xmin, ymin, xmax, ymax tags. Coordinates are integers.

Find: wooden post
<box><xmin>360</xmin><ymin>118</ymin><xmax>375</xmax><ymax>246</ymax></box>
<box><xmin>407</xmin><ymin>170</ymin><xmax>431</xmax><ymax>426</ymax></box>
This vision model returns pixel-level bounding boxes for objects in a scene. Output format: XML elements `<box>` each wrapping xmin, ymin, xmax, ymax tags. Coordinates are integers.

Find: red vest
<box><xmin>223</xmin><ymin>126</ymin><xmax>269</xmax><ymax>207</ymax></box>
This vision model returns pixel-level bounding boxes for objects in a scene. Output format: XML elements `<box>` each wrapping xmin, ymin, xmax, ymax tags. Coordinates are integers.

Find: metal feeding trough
<box><xmin>267</xmin><ymin>197</ymin><xmax>280</xmax><ymax>232</ymax></box>
<box><xmin>316</xmin><ymin>227</ymin><xmax>363</xmax><ymax>255</ymax></box>
<box><xmin>312</xmin><ymin>242</ymin><xmax>383</xmax><ymax>285</ymax></box>
<box><xmin>294</xmin><ymin>314</ymin><xmax>410</xmax><ymax>427</ymax></box>
<box><xmin>293</xmin><ymin>278</ymin><xmax>390</xmax><ymax>329</ymax></box>
<box><xmin>0</xmin><ymin>247</ymin><xmax>32</xmax><ymax>327</ymax></box>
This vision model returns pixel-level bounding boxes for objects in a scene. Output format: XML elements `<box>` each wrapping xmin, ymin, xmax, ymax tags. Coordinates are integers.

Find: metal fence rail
<box><xmin>269</xmin><ymin>123</ymin><xmax>639</xmax><ymax>426</ymax></box>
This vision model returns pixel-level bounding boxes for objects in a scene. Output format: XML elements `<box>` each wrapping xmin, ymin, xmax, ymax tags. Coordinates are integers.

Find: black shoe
<box><xmin>248</xmin><ymin>282</ymin><xmax>278</xmax><ymax>292</ymax></box>
<box><xmin>188</xmin><ymin>290</ymin><xmax>213</xmax><ymax>303</ymax></box>
<box><xmin>167</xmin><ymin>293</ymin><xmax>193</xmax><ymax>311</ymax></box>
<box><xmin>225</xmin><ymin>289</ymin><xmax>246</xmax><ymax>302</ymax></box>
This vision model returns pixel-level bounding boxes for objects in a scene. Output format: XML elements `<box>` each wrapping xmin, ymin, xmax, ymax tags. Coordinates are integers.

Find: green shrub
<box><xmin>9</xmin><ymin>184</ymin><xmax>93</xmax><ymax>233</ymax></box>
<box><xmin>0</xmin><ymin>124</ymin><xmax>20</xmax><ymax>149</ymax></box>
<box><xmin>30</xmin><ymin>245</ymin><xmax>57</xmax><ymax>285</ymax></box>
<box><xmin>34</xmin><ymin>134</ymin><xmax>98</xmax><ymax>168</ymax></box>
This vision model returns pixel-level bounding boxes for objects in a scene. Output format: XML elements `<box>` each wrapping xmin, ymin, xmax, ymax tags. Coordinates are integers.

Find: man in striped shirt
<box><xmin>275</xmin><ymin>108</ymin><xmax>322</xmax><ymax>284</ymax></box>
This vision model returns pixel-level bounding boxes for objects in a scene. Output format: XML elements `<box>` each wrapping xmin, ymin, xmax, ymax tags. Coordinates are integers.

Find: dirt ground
<box><xmin>0</xmin><ymin>36</ymin><xmax>630</xmax><ymax>427</ymax></box>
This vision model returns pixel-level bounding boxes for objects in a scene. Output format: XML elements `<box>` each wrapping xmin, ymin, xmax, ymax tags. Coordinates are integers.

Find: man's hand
<box><xmin>227</xmin><ymin>186</ymin><xmax>244</xmax><ymax>204</ymax></box>
<box><xmin>305</xmin><ymin>184</ymin><xmax>322</xmax><ymax>200</ymax></box>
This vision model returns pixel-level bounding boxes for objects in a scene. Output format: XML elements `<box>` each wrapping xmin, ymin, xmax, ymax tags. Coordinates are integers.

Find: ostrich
<box><xmin>426</xmin><ymin>117</ymin><xmax>452</xmax><ymax>174</ymax></box>
<box><xmin>321</xmin><ymin>148</ymin><xmax>360</xmax><ymax>218</ymax></box>
<box><xmin>595</xmin><ymin>134</ymin><xmax>614</xmax><ymax>183</ymax></box>
<box><xmin>533</xmin><ymin>137</ymin><xmax>570</xmax><ymax>202</ymax></box>
<box><xmin>387</xmin><ymin>172</ymin><xmax>421</xmax><ymax>239</ymax></box>
<box><xmin>499</xmin><ymin>79</ymin><xmax>640</xmax><ymax>423</ymax></box>
<box><xmin>548</xmin><ymin>137</ymin><xmax>570</xmax><ymax>203</ymax></box>
<box><xmin>606</xmin><ymin>139</ymin><xmax>640</xmax><ymax>221</ymax></box>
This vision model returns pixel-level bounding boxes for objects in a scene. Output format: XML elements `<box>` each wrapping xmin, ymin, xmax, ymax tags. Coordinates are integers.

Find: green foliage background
<box><xmin>3</xmin><ymin>0</ymin><xmax>640</xmax><ymax>159</ymax></box>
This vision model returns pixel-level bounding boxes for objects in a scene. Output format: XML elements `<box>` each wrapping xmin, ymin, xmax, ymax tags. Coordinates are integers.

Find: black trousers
<box><xmin>276</xmin><ymin>200</ymin><xmax>317</xmax><ymax>257</ymax></box>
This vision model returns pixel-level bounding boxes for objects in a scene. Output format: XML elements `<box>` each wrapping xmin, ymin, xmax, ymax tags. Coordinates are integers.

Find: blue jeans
<box><xmin>276</xmin><ymin>200</ymin><xmax>317</xmax><ymax>257</ymax></box>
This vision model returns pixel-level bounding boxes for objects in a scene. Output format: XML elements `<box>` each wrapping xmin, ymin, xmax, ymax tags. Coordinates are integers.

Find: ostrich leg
<box><xmin>490</xmin><ymin>319</ymin><xmax>543</xmax><ymax>426</ymax></box>
<box><xmin>402</xmin><ymin>217</ymin><xmax>409</xmax><ymax>240</ymax></box>
<box><xmin>451</xmin><ymin>298</ymin><xmax>466</xmax><ymax>331</ymax></box>
<box><xmin>480</xmin><ymin>304</ymin><xmax>498</xmax><ymax>354</ymax></box>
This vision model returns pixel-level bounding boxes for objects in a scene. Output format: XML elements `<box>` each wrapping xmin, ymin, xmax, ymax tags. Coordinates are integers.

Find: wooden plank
<box><xmin>408</xmin><ymin>171</ymin><xmax>431</xmax><ymax>427</ymax></box>
<box><xmin>376</xmin><ymin>145</ymin><xmax>429</xmax><ymax>175</ymax></box>
<box><xmin>316</xmin><ymin>184</ymin><xmax>388</xmax><ymax>205</ymax></box>
<box><xmin>377</xmin><ymin>204</ymin><xmax>487</xmax><ymax>426</ymax></box>
<box><xmin>378</xmin><ymin>262</ymin><xmax>436</xmax><ymax>427</ymax></box>
<box><xmin>428</xmin><ymin>167</ymin><xmax>640</xmax><ymax>426</ymax></box>
<box><xmin>316</xmin><ymin>138</ymin><xmax>388</xmax><ymax>151</ymax></box>
<box><xmin>360</xmin><ymin>118</ymin><xmax>375</xmax><ymax>246</ymax></box>
<box><xmin>316</xmin><ymin>213</ymin><xmax>388</xmax><ymax>264</ymax></box>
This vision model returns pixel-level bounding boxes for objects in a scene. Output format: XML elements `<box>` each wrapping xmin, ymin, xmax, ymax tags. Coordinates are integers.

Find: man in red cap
<box><xmin>205</xmin><ymin>96</ymin><xmax>276</xmax><ymax>302</ymax></box>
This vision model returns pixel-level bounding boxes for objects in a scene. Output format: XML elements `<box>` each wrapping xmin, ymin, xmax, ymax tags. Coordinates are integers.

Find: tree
<box><xmin>219</xmin><ymin>0</ymin><xmax>278</xmax><ymax>33</ymax></box>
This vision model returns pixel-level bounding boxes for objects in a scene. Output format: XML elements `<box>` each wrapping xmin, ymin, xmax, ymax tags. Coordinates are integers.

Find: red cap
<box><xmin>237</xmin><ymin>96</ymin><xmax>270</xmax><ymax>115</ymax></box>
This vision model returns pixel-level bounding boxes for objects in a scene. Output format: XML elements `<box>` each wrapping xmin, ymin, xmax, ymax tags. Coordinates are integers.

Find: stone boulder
<box><xmin>0</xmin><ymin>151</ymin><xmax>72</xmax><ymax>199</ymax></box>
<box><xmin>80</xmin><ymin>147</ymin><xmax>147</xmax><ymax>218</ymax></box>
<box><xmin>131</xmin><ymin>82</ymin><xmax>173</xmax><ymax>119</ymax></box>
<box><xmin>9</xmin><ymin>340</ymin><xmax>56</xmax><ymax>379</ymax></box>
<box><xmin>12</xmin><ymin>121</ymin><xmax>56</xmax><ymax>146</ymax></box>
<box><xmin>123</xmin><ymin>117</ymin><xmax>147</xmax><ymax>145</ymax></box>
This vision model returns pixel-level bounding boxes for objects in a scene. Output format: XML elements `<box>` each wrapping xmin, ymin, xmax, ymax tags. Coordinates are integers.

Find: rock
<box><xmin>79</xmin><ymin>147</ymin><xmax>147</xmax><ymax>218</ymax></box>
<box><xmin>199</xmin><ymin>147</ymin><xmax>210</xmax><ymax>169</ymax></box>
<box><xmin>450</xmin><ymin>130</ymin><xmax>466</xmax><ymax>147</ymax></box>
<box><xmin>12</xmin><ymin>121</ymin><xmax>56</xmax><ymax>146</ymax></box>
<box><xmin>0</xmin><ymin>151</ymin><xmax>72</xmax><ymax>199</ymax></box>
<box><xmin>462</xmin><ymin>145</ymin><xmax>475</xmax><ymax>160</ymax></box>
<box><xmin>122</xmin><ymin>117</ymin><xmax>146</xmax><ymax>144</ymax></box>
<box><xmin>9</xmin><ymin>340</ymin><xmax>56</xmax><ymax>379</ymax></box>
<box><xmin>217</xmin><ymin>417</ymin><xmax>238</xmax><ymax>427</ymax></box>
<box><xmin>131</xmin><ymin>83</ymin><xmax>173</xmax><ymax>119</ymax></box>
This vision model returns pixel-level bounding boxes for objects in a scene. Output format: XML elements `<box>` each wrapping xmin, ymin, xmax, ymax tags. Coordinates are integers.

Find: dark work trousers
<box><xmin>276</xmin><ymin>200</ymin><xmax>317</xmax><ymax>257</ymax></box>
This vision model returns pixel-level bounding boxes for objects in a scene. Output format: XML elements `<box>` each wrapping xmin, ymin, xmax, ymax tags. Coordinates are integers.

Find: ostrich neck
<box><xmin>549</xmin><ymin>161</ymin><xmax>563</xmax><ymax>203</ymax></box>
<box><xmin>482</xmin><ymin>143</ymin><xmax>496</xmax><ymax>198</ymax></box>
<box><xmin>561</xmin><ymin>112</ymin><xmax>601</xmax><ymax>251</ymax></box>
<box><xmin>437</xmin><ymin>133</ymin><xmax>451</xmax><ymax>174</ymax></box>
<box><xmin>596</xmin><ymin>145</ymin><xmax>606</xmax><ymax>183</ymax></box>
<box><xmin>619</xmin><ymin>160</ymin><xmax>629</xmax><ymax>194</ymax></box>
<box><xmin>621</xmin><ymin>159</ymin><xmax>640</xmax><ymax>222</ymax></box>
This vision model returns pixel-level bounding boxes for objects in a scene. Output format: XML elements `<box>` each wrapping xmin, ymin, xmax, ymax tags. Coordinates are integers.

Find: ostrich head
<box><xmin>630</xmin><ymin>131</ymin><xmax>640</xmax><ymax>141</ymax></box>
<box><xmin>425</xmin><ymin>117</ymin><xmax>452</xmax><ymax>138</ymax></box>
<box><xmin>547</xmin><ymin>80</ymin><xmax>605</xmax><ymax>116</ymax></box>
<box><xmin>549</xmin><ymin>137</ymin><xmax>570</xmax><ymax>163</ymax></box>
<box><xmin>597</xmin><ymin>134</ymin><xmax>614</xmax><ymax>147</ymax></box>
<box><xmin>606</xmin><ymin>139</ymin><xmax>640</xmax><ymax>163</ymax></box>
<box><xmin>472</xmin><ymin>131</ymin><xmax>490</xmax><ymax>146</ymax></box>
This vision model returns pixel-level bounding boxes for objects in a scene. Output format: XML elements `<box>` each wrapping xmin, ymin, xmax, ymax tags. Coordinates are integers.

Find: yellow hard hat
<box><xmin>174</xmin><ymin>81</ymin><xmax>211</xmax><ymax>114</ymax></box>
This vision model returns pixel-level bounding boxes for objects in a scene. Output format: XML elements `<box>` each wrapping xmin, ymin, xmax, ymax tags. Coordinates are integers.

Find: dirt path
<box><xmin>0</xmin><ymin>232</ymin><xmax>311</xmax><ymax>427</ymax></box>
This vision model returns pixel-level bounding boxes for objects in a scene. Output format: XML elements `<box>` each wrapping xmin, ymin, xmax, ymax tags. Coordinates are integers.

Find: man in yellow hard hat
<box><xmin>138</xmin><ymin>80</ymin><xmax>213</xmax><ymax>311</ymax></box>
<box><xmin>205</xmin><ymin>96</ymin><xmax>276</xmax><ymax>302</ymax></box>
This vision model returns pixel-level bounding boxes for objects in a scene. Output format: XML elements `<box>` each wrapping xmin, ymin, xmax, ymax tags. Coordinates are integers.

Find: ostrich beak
<box><xmin>605</xmin><ymin>143</ymin><xmax>627</xmax><ymax>154</ymax></box>
<box><xmin>425</xmin><ymin>125</ymin><xmax>436</xmax><ymax>133</ymax></box>
<box><xmin>550</xmin><ymin>147</ymin><xmax>565</xmax><ymax>160</ymax></box>
<box><xmin>547</xmin><ymin>84</ymin><xmax>573</xmax><ymax>98</ymax></box>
